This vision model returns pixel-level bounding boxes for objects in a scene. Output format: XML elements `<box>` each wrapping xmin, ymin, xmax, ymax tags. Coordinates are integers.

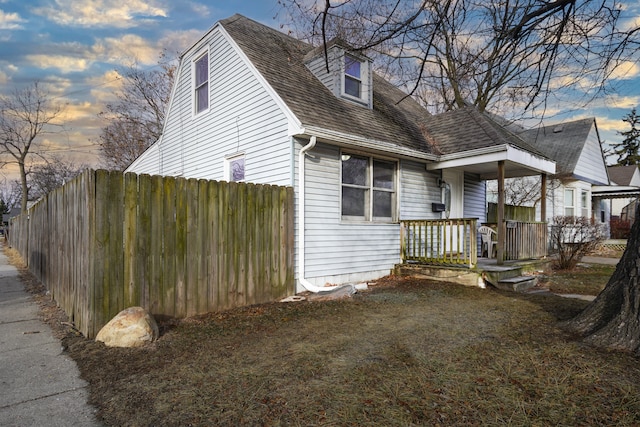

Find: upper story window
<box><xmin>341</xmin><ymin>152</ymin><xmax>396</xmax><ymax>222</ymax></box>
<box><xmin>344</xmin><ymin>54</ymin><xmax>362</xmax><ymax>99</ymax></box>
<box><xmin>194</xmin><ymin>52</ymin><xmax>209</xmax><ymax>114</ymax></box>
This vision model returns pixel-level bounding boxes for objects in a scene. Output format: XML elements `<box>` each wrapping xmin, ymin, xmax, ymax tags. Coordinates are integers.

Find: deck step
<box><xmin>496</xmin><ymin>275</ymin><xmax>537</xmax><ymax>292</ymax></box>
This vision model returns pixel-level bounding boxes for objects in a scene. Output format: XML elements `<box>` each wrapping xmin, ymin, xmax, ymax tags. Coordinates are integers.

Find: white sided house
<box><xmin>513</xmin><ymin>119</ymin><xmax>611</xmax><ymax>228</ymax></box>
<box><xmin>127</xmin><ymin>14</ymin><xmax>555</xmax><ymax>293</ymax></box>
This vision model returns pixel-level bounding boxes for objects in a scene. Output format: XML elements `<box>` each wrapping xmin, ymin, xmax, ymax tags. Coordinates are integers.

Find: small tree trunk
<box><xmin>19</xmin><ymin>160</ymin><xmax>28</xmax><ymax>213</ymax></box>
<box><xmin>561</xmin><ymin>207</ymin><xmax>640</xmax><ymax>353</ymax></box>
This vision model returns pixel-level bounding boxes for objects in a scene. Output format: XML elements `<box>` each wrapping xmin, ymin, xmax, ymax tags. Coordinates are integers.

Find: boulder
<box><xmin>95</xmin><ymin>307</ymin><xmax>159</xmax><ymax>348</ymax></box>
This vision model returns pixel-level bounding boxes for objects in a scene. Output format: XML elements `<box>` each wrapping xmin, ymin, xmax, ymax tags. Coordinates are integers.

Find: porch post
<box><xmin>540</xmin><ymin>173</ymin><xmax>547</xmax><ymax>222</ymax></box>
<box><xmin>497</xmin><ymin>160</ymin><xmax>505</xmax><ymax>265</ymax></box>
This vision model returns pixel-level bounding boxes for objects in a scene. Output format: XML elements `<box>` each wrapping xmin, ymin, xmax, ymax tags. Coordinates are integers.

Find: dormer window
<box><xmin>344</xmin><ymin>55</ymin><xmax>362</xmax><ymax>98</ymax></box>
<box><xmin>304</xmin><ymin>40</ymin><xmax>372</xmax><ymax>108</ymax></box>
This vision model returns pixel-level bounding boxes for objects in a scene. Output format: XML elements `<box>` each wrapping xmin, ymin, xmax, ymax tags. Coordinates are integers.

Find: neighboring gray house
<box><xmin>126</xmin><ymin>14</ymin><xmax>555</xmax><ymax>292</ymax></box>
<box><xmin>510</xmin><ymin>118</ymin><xmax>611</xmax><ymax>226</ymax></box>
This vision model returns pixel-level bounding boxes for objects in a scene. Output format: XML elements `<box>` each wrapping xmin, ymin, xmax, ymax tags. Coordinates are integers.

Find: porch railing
<box><xmin>400</xmin><ymin>219</ymin><xmax>478</xmax><ymax>268</ymax></box>
<box><xmin>504</xmin><ymin>221</ymin><xmax>548</xmax><ymax>260</ymax></box>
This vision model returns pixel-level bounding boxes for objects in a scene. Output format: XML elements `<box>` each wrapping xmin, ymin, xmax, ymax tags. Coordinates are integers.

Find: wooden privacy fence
<box><xmin>487</xmin><ymin>203</ymin><xmax>535</xmax><ymax>223</ymax></box>
<box><xmin>9</xmin><ymin>170</ymin><xmax>295</xmax><ymax>338</ymax></box>
<box><xmin>400</xmin><ymin>219</ymin><xmax>478</xmax><ymax>268</ymax></box>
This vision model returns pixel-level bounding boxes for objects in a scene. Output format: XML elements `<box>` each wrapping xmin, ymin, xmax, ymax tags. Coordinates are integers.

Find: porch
<box><xmin>397</xmin><ymin>218</ymin><xmax>549</xmax><ymax>290</ymax></box>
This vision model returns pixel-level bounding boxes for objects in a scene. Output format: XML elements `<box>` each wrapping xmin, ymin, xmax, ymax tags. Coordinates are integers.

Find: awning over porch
<box><xmin>421</xmin><ymin>107</ymin><xmax>556</xmax><ymax>178</ymax></box>
<box><xmin>426</xmin><ymin>144</ymin><xmax>556</xmax><ymax>178</ymax></box>
<box><xmin>592</xmin><ymin>185</ymin><xmax>640</xmax><ymax>199</ymax></box>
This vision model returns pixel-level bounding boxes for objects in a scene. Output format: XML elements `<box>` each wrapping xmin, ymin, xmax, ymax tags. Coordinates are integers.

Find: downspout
<box><xmin>298</xmin><ymin>136</ymin><xmax>340</xmax><ymax>293</ymax></box>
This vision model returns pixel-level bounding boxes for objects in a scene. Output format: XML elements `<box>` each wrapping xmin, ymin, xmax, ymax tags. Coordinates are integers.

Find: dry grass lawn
<box><xmin>12</xmin><ymin>246</ymin><xmax>638</xmax><ymax>426</ymax></box>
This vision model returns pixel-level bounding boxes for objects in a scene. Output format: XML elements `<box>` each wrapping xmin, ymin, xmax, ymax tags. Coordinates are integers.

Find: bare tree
<box><xmin>98</xmin><ymin>54</ymin><xmax>175</xmax><ymax>170</ymax></box>
<box><xmin>0</xmin><ymin>82</ymin><xmax>64</xmax><ymax>212</ymax></box>
<box><xmin>550</xmin><ymin>215</ymin><xmax>605</xmax><ymax>270</ymax></box>
<box><xmin>279</xmin><ymin>0</ymin><xmax>639</xmax><ymax>115</ymax></box>
<box><xmin>30</xmin><ymin>156</ymin><xmax>85</xmax><ymax>200</ymax></box>
<box><xmin>0</xmin><ymin>180</ymin><xmax>23</xmax><ymax>211</ymax></box>
<box><xmin>486</xmin><ymin>176</ymin><xmax>562</xmax><ymax>209</ymax></box>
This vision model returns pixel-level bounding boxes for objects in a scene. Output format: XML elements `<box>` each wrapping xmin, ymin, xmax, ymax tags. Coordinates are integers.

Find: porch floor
<box><xmin>393</xmin><ymin>257</ymin><xmax>550</xmax><ymax>291</ymax></box>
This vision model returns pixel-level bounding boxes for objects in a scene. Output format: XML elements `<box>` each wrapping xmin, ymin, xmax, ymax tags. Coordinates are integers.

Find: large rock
<box><xmin>95</xmin><ymin>307</ymin><xmax>159</xmax><ymax>348</ymax></box>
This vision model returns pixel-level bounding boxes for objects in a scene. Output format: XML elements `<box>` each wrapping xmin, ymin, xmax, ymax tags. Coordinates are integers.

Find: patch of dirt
<box><xmin>9</xmin><ymin>247</ymin><xmax>640</xmax><ymax>426</ymax></box>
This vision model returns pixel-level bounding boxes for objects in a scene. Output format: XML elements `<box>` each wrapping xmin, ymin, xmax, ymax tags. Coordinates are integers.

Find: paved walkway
<box><xmin>580</xmin><ymin>255</ymin><xmax>620</xmax><ymax>266</ymax></box>
<box><xmin>0</xmin><ymin>246</ymin><xmax>101</xmax><ymax>426</ymax></box>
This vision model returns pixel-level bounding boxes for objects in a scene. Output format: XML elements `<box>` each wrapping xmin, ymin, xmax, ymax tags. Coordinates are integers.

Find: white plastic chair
<box><xmin>478</xmin><ymin>226</ymin><xmax>497</xmax><ymax>258</ymax></box>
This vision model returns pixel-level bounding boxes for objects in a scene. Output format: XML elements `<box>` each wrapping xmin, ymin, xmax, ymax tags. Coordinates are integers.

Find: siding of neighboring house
<box><xmin>573</xmin><ymin>125</ymin><xmax>609</xmax><ymax>185</ymax></box>
<box><xmin>546</xmin><ymin>180</ymin><xmax>593</xmax><ymax>219</ymax></box>
<box><xmin>128</xmin><ymin>27</ymin><xmax>292</xmax><ymax>186</ymax></box>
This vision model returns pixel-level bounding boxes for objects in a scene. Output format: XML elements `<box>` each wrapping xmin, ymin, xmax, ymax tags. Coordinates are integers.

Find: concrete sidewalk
<box><xmin>580</xmin><ymin>255</ymin><xmax>620</xmax><ymax>266</ymax></box>
<box><xmin>0</xmin><ymin>246</ymin><xmax>101</xmax><ymax>426</ymax></box>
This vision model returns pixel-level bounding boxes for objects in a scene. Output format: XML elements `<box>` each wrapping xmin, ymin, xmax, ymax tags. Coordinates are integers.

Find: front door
<box><xmin>442</xmin><ymin>170</ymin><xmax>464</xmax><ymax>219</ymax></box>
<box><xmin>441</xmin><ymin>170</ymin><xmax>465</xmax><ymax>255</ymax></box>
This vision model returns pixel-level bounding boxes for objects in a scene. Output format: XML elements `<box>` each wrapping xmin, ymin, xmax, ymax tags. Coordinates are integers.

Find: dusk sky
<box><xmin>0</xmin><ymin>0</ymin><xmax>638</xmax><ymax>181</ymax></box>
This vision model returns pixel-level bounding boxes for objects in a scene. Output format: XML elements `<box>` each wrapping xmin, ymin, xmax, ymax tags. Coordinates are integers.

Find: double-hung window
<box><xmin>564</xmin><ymin>188</ymin><xmax>575</xmax><ymax>217</ymax></box>
<box><xmin>341</xmin><ymin>153</ymin><xmax>396</xmax><ymax>221</ymax></box>
<box><xmin>344</xmin><ymin>55</ymin><xmax>362</xmax><ymax>99</ymax></box>
<box><xmin>581</xmin><ymin>190</ymin><xmax>589</xmax><ymax>218</ymax></box>
<box><xmin>194</xmin><ymin>52</ymin><xmax>209</xmax><ymax>114</ymax></box>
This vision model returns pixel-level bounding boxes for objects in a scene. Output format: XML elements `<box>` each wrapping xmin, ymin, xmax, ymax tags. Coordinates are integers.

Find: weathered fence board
<box><xmin>9</xmin><ymin>170</ymin><xmax>295</xmax><ymax>338</ymax></box>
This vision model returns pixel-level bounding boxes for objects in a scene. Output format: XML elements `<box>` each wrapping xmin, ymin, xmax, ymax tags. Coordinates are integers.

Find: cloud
<box><xmin>94</xmin><ymin>34</ymin><xmax>160</xmax><ymax>65</ymax></box>
<box><xmin>34</xmin><ymin>0</ymin><xmax>168</xmax><ymax>29</ymax></box>
<box><xmin>600</xmin><ymin>94</ymin><xmax>639</xmax><ymax>110</ymax></box>
<box><xmin>0</xmin><ymin>9</ymin><xmax>25</xmax><ymax>30</ymax></box>
<box><xmin>609</xmin><ymin>61</ymin><xmax>640</xmax><ymax>80</ymax></box>
<box><xmin>26</xmin><ymin>54</ymin><xmax>90</xmax><ymax>73</ymax></box>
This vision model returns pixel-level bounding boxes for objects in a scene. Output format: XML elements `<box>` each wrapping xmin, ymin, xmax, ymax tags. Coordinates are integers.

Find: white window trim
<box><xmin>225</xmin><ymin>152</ymin><xmax>245</xmax><ymax>182</ymax></box>
<box><xmin>340</xmin><ymin>150</ymin><xmax>398</xmax><ymax>223</ymax></box>
<box><xmin>341</xmin><ymin>53</ymin><xmax>369</xmax><ymax>105</ymax></box>
<box><xmin>564</xmin><ymin>187</ymin><xmax>575</xmax><ymax>217</ymax></box>
<box><xmin>581</xmin><ymin>189</ymin><xmax>589</xmax><ymax>218</ymax></box>
<box><xmin>192</xmin><ymin>49</ymin><xmax>210</xmax><ymax>116</ymax></box>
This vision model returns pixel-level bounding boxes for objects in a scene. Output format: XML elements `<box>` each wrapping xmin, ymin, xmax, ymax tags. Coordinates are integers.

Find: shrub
<box><xmin>549</xmin><ymin>216</ymin><xmax>605</xmax><ymax>270</ymax></box>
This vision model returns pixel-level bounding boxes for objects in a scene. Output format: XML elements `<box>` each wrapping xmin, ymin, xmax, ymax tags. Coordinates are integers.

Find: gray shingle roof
<box><xmin>515</xmin><ymin>118</ymin><xmax>596</xmax><ymax>176</ymax></box>
<box><xmin>220</xmin><ymin>14</ymin><xmax>435</xmax><ymax>154</ymax></box>
<box><xmin>421</xmin><ymin>107</ymin><xmax>551</xmax><ymax>159</ymax></box>
<box><xmin>607</xmin><ymin>164</ymin><xmax>638</xmax><ymax>185</ymax></box>
<box><xmin>218</xmin><ymin>15</ymin><xmax>554</xmax><ymax>163</ymax></box>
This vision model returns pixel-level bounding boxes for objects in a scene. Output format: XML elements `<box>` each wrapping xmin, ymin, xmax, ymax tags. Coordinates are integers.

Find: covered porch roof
<box><xmin>426</xmin><ymin>144</ymin><xmax>556</xmax><ymax>178</ymax></box>
<box><xmin>592</xmin><ymin>185</ymin><xmax>640</xmax><ymax>199</ymax></box>
<box><xmin>422</xmin><ymin>107</ymin><xmax>556</xmax><ymax>178</ymax></box>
